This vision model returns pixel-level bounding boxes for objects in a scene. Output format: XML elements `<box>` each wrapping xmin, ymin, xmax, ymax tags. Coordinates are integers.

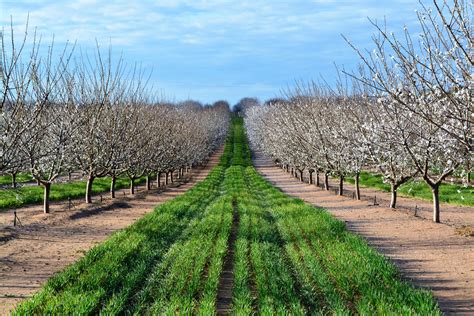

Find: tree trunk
<box><xmin>11</xmin><ymin>173</ymin><xmax>17</xmax><ymax>188</ymax></box>
<box><xmin>338</xmin><ymin>175</ymin><xmax>344</xmax><ymax>196</ymax></box>
<box><xmin>110</xmin><ymin>175</ymin><xmax>116</xmax><ymax>198</ymax></box>
<box><xmin>432</xmin><ymin>184</ymin><xmax>440</xmax><ymax>223</ymax></box>
<box><xmin>299</xmin><ymin>170</ymin><xmax>304</xmax><ymax>182</ymax></box>
<box><xmin>324</xmin><ymin>172</ymin><xmax>329</xmax><ymax>190</ymax></box>
<box><xmin>85</xmin><ymin>175</ymin><xmax>95</xmax><ymax>203</ymax></box>
<box><xmin>170</xmin><ymin>170</ymin><xmax>174</xmax><ymax>183</ymax></box>
<box><xmin>146</xmin><ymin>175</ymin><xmax>151</xmax><ymax>190</ymax></box>
<box><xmin>355</xmin><ymin>172</ymin><xmax>361</xmax><ymax>200</ymax></box>
<box><xmin>43</xmin><ymin>182</ymin><xmax>51</xmax><ymax>214</ymax></box>
<box><xmin>68</xmin><ymin>172</ymin><xmax>72</xmax><ymax>181</ymax></box>
<box><xmin>466</xmin><ymin>161</ymin><xmax>471</xmax><ymax>183</ymax></box>
<box><xmin>389</xmin><ymin>183</ymin><xmax>398</xmax><ymax>209</ymax></box>
<box><xmin>165</xmin><ymin>172</ymin><xmax>169</xmax><ymax>185</ymax></box>
<box><xmin>316</xmin><ymin>170</ymin><xmax>320</xmax><ymax>186</ymax></box>
<box><xmin>309</xmin><ymin>170</ymin><xmax>314</xmax><ymax>184</ymax></box>
<box><xmin>290</xmin><ymin>168</ymin><xmax>294</xmax><ymax>176</ymax></box>
<box><xmin>157</xmin><ymin>172</ymin><xmax>161</xmax><ymax>188</ymax></box>
<box><xmin>130</xmin><ymin>178</ymin><xmax>135</xmax><ymax>195</ymax></box>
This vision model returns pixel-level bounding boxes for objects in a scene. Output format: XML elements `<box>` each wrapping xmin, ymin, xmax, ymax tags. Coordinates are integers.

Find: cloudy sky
<box><xmin>1</xmin><ymin>0</ymin><xmax>422</xmax><ymax>105</ymax></box>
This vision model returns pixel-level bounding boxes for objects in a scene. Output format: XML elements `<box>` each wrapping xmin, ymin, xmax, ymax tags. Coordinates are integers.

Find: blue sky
<box><xmin>1</xmin><ymin>0</ymin><xmax>422</xmax><ymax>105</ymax></box>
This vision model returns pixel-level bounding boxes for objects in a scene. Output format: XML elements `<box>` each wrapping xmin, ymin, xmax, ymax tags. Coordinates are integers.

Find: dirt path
<box><xmin>253</xmin><ymin>153</ymin><xmax>474</xmax><ymax>315</ymax></box>
<box><xmin>0</xmin><ymin>148</ymin><xmax>223</xmax><ymax>315</ymax></box>
<box><xmin>216</xmin><ymin>199</ymin><xmax>239</xmax><ymax>315</ymax></box>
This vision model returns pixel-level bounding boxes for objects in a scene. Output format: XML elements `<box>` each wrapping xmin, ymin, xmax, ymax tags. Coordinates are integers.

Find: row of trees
<box><xmin>245</xmin><ymin>0</ymin><xmax>472</xmax><ymax>222</ymax></box>
<box><xmin>1</xmin><ymin>21</ymin><xmax>229</xmax><ymax>213</ymax></box>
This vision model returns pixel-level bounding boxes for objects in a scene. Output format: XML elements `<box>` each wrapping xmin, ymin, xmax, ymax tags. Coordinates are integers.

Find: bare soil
<box><xmin>216</xmin><ymin>199</ymin><xmax>239</xmax><ymax>315</ymax></box>
<box><xmin>254</xmin><ymin>153</ymin><xmax>474</xmax><ymax>315</ymax></box>
<box><xmin>0</xmin><ymin>148</ymin><xmax>222</xmax><ymax>315</ymax></box>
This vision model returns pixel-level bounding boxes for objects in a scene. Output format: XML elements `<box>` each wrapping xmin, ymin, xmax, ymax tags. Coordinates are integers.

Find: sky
<box><xmin>0</xmin><ymin>0</ymin><xmax>423</xmax><ymax>105</ymax></box>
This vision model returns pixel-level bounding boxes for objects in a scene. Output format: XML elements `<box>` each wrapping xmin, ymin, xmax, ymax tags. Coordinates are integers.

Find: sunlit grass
<box><xmin>0</xmin><ymin>173</ymin><xmax>34</xmax><ymax>186</ymax></box>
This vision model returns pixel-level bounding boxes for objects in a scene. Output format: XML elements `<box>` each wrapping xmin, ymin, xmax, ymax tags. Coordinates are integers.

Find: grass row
<box><xmin>13</xmin><ymin>117</ymin><xmax>441</xmax><ymax>314</ymax></box>
<box><xmin>345</xmin><ymin>171</ymin><xmax>473</xmax><ymax>207</ymax></box>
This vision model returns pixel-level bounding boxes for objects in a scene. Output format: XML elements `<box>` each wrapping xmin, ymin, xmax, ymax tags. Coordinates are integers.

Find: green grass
<box><xmin>0</xmin><ymin>176</ymin><xmax>146</xmax><ymax>210</ymax></box>
<box><xmin>14</xmin><ymin>117</ymin><xmax>441</xmax><ymax>315</ymax></box>
<box><xmin>0</xmin><ymin>173</ymin><xmax>34</xmax><ymax>186</ymax></box>
<box><xmin>346</xmin><ymin>171</ymin><xmax>474</xmax><ymax>207</ymax></box>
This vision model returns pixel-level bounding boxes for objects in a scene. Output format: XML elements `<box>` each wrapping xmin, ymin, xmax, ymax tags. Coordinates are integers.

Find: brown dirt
<box><xmin>0</xmin><ymin>148</ymin><xmax>222</xmax><ymax>315</ymax></box>
<box><xmin>216</xmin><ymin>199</ymin><xmax>239</xmax><ymax>315</ymax></box>
<box><xmin>253</xmin><ymin>153</ymin><xmax>474</xmax><ymax>315</ymax></box>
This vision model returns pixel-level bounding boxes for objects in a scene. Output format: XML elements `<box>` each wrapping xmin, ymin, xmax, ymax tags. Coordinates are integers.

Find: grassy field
<box><xmin>13</xmin><ymin>118</ymin><xmax>440</xmax><ymax>315</ymax></box>
<box><xmin>346</xmin><ymin>172</ymin><xmax>474</xmax><ymax>207</ymax></box>
<box><xmin>0</xmin><ymin>173</ymin><xmax>34</xmax><ymax>186</ymax></box>
<box><xmin>0</xmin><ymin>176</ymin><xmax>146</xmax><ymax>210</ymax></box>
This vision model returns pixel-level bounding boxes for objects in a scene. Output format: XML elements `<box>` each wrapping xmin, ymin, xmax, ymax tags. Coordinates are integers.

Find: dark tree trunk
<box><xmin>43</xmin><ymin>182</ymin><xmax>51</xmax><ymax>214</ymax></box>
<box><xmin>157</xmin><ymin>172</ymin><xmax>161</xmax><ymax>188</ymax></box>
<box><xmin>338</xmin><ymin>175</ymin><xmax>344</xmax><ymax>196</ymax></box>
<box><xmin>324</xmin><ymin>172</ymin><xmax>329</xmax><ymax>190</ymax></box>
<box><xmin>110</xmin><ymin>175</ymin><xmax>116</xmax><ymax>198</ymax></box>
<box><xmin>299</xmin><ymin>170</ymin><xmax>304</xmax><ymax>182</ymax></box>
<box><xmin>432</xmin><ymin>184</ymin><xmax>440</xmax><ymax>223</ymax></box>
<box><xmin>316</xmin><ymin>170</ymin><xmax>320</xmax><ymax>186</ymax></box>
<box><xmin>309</xmin><ymin>170</ymin><xmax>314</xmax><ymax>184</ymax></box>
<box><xmin>165</xmin><ymin>172</ymin><xmax>169</xmax><ymax>185</ymax></box>
<box><xmin>11</xmin><ymin>172</ymin><xmax>17</xmax><ymax>188</ymax></box>
<box><xmin>146</xmin><ymin>175</ymin><xmax>151</xmax><ymax>190</ymax></box>
<box><xmin>130</xmin><ymin>178</ymin><xmax>135</xmax><ymax>195</ymax></box>
<box><xmin>68</xmin><ymin>172</ymin><xmax>72</xmax><ymax>181</ymax></box>
<box><xmin>170</xmin><ymin>170</ymin><xmax>174</xmax><ymax>183</ymax></box>
<box><xmin>290</xmin><ymin>168</ymin><xmax>294</xmax><ymax>176</ymax></box>
<box><xmin>355</xmin><ymin>172</ymin><xmax>361</xmax><ymax>200</ymax></box>
<box><xmin>85</xmin><ymin>175</ymin><xmax>95</xmax><ymax>203</ymax></box>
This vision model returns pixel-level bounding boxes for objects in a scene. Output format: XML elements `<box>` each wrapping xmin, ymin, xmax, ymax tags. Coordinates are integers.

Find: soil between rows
<box><xmin>216</xmin><ymin>199</ymin><xmax>239</xmax><ymax>315</ymax></box>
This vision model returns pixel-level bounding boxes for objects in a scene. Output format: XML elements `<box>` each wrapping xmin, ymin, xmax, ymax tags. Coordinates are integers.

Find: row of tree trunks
<box><xmin>282</xmin><ymin>164</ymin><xmax>364</xmax><ymax>201</ymax></box>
